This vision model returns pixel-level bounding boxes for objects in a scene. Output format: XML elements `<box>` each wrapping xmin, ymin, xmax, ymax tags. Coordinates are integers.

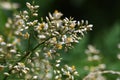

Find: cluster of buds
<box><xmin>35</xmin><ymin>10</ymin><xmax>93</xmax><ymax>58</ymax></box>
<box><xmin>85</xmin><ymin>45</ymin><xmax>101</xmax><ymax>61</ymax></box>
<box><xmin>5</xmin><ymin>2</ymin><xmax>39</xmax><ymax>39</ymax></box>
<box><xmin>54</xmin><ymin>58</ymin><xmax>79</xmax><ymax>80</ymax></box>
<box><xmin>26</xmin><ymin>2</ymin><xmax>39</xmax><ymax>16</ymax></box>
<box><xmin>0</xmin><ymin>1</ymin><xmax>19</xmax><ymax>10</ymax></box>
<box><xmin>0</xmin><ymin>35</ymin><xmax>17</xmax><ymax>61</ymax></box>
<box><xmin>83</xmin><ymin>45</ymin><xmax>120</xmax><ymax>80</ymax></box>
<box><xmin>85</xmin><ymin>45</ymin><xmax>106</xmax><ymax>71</ymax></box>
<box><xmin>84</xmin><ymin>45</ymin><xmax>106</xmax><ymax>80</ymax></box>
<box><xmin>27</xmin><ymin>58</ymin><xmax>52</xmax><ymax>80</ymax></box>
<box><xmin>13</xmin><ymin>62</ymin><xmax>29</xmax><ymax>74</ymax></box>
<box><xmin>83</xmin><ymin>44</ymin><xmax>120</xmax><ymax>80</ymax></box>
<box><xmin>1</xmin><ymin>1</ymin><xmax>93</xmax><ymax>80</ymax></box>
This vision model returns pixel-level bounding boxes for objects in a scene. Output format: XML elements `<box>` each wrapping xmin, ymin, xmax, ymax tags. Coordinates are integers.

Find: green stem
<box><xmin>3</xmin><ymin>37</ymin><xmax>52</xmax><ymax>80</ymax></box>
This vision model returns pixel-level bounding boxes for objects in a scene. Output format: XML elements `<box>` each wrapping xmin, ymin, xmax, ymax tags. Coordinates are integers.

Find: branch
<box><xmin>3</xmin><ymin>36</ymin><xmax>52</xmax><ymax>80</ymax></box>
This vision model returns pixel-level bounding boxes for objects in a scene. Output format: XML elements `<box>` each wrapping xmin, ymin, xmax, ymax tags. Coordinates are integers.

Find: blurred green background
<box><xmin>0</xmin><ymin>0</ymin><xmax>120</xmax><ymax>79</ymax></box>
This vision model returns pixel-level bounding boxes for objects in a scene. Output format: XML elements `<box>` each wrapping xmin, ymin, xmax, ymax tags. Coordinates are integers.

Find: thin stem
<box><xmin>27</xmin><ymin>35</ymin><xmax>30</xmax><ymax>52</ymax></box>
<box><xmin>3</xmin><ymin>36</ymin><xmax>52</xmax><ymax>80</ymax></box>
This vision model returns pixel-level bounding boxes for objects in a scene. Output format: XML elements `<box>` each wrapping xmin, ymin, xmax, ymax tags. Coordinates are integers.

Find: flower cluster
<box><xmin>83</xmin><ymin>45</ymin><xmax>106</xmax><ymax>80</ymax></box>
<box><xmin>0</xmin><ymin>35</ymin><xmax>18</xmax><ymax>66</ymax></box>
<box><xmin>83</xmin><ymin>45</ymin><xmax>120</xmax><ymax>80</ymax></box>
<box><xmin>0</xmin><ymin>1</ymin><xmax>19</xmax><ymax>10</ymax></box>
<box><xmin>13</xmin><ymin>62</ymin><xmax>29</xmax><ymax>75</ymax></box>
<box><xmin>84</xmin><ymin>45</ymin><xmax>105</xmax><ymax>77</ymax></box>
<box><xmin>35</xmin><ymin>10</ymin><xmax>93</xmax><ymax>58</ymax></box>
<box><xmin>0</xmin><ymin>2</ymin><xmax>93</xmax><ymax>80</ymax></box>
<box><xmin>54</xmin><ymin>58</ymin><xmax>79</xmax><ymax>80</ymax></box>
<box><xmin>85</xmin><ymin>45</ymin><xmax>101</xmax><ymax>61</ymax></box>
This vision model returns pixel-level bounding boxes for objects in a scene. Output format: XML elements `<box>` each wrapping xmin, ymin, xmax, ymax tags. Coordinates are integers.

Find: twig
<box><xmin>3</xmin><ymin>37</ymin><xmax>52</xmax><ymax>80</ymax></box>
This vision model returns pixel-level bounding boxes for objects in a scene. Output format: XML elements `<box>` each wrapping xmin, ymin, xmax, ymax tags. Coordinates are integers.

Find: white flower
<box><xmin>93</xmin><ymin>55</ymin><xmax>100</xmax><ymax>61</ymax></box>
<box><xmin>118</xmin><ymin>43</ymin><xmax>120</xmax><ymax>49</ymax></box>
<box><xmin>56</xmin><ymin>64</ymin><xmax>60</xmax><ymax>67</ymax></box>
<box><xmin>49</xmin><ymin>10</ymin><xmax>63</xmax><ymax>20</ymax></box>
<box><xmin>33</xmin><ymin>76</ymin><xmax>38</xmax><ymax>79</ymax></box>
<box><xmin>38</xmin><ymin>35</ymin><xmax>46</xmax><ymax>39</ymax></box>
<box><xmin>53</xmin><ymin>10</ymin><xmax>63</xmax><ymax>19</ymax></box>
<box><xmin>1</xmin><ymin>42</ymin><xmax>6</xmax><ymax>46</ymax></box>
<box><xmin>85</xmin><ymin>45</ymin><xmax>100</xmax><ymax>54</ymax></box>
<box><xmin>0</xmin><ymin>1</ymin><xmax>19</xmax><ymax>10</ymax></box>
<box><xmin>117</xmin><ymin>54</ymin><xmax>120</xmax><ymax>60</ymax></box>
<box><xmin>10</xmin><ymin>49</ymin><xmax>16</xmax><ymax>53</ymax></box>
